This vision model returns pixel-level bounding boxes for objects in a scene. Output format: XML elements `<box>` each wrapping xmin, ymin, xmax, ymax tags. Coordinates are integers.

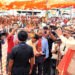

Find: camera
<box><xmin>50</xmin><ymin>26</ymin><xmax>58</xmax><ymax>30</ymax></box>
<box><xmin>55</xmin><ymin>39</ymin><xmax>61</xmax><ymax>43</ymax></box>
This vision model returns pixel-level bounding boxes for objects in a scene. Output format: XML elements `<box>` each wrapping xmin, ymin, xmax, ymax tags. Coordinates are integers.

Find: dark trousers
<box><xmin>11</xmin><ymin>67</ymin><xmax>29</xmax><ymax>75</ymax></box>
<box><xmin>51</xmin><ymin>59</ymin><xmax>57</xmax><ymax>75</ymax></box>
<box><xmin>0</xmin><ymin>49</ymin><xmax>2</xmax><ymax>71</ymax></box>
<box><xmin>32</xmin><ymin>56</ymin><xmax>44</xmax><ymax>75</ymax></box>
<box><xmin>43</xmin><ymin>58</ymin><xmax>51</xmax><ymax>75</ymax></box>
<box><xmin>11</xmin><ymin>73</ymin><xmax>29</xmax><ymax>75</ymax></box>
<box><xmin>0</xmin><ymin>49</ymin><xmax>2</xmax><ymax>60</ymax></box>
<box><xmin>11</xmin><ymin>71</ymin><xmax>29</xmax><ymax>75</ymax></box>
<box><xmin>6</xmin><ymin>53</ymin><xmax>11</xmax><ymax>72</ymax></box>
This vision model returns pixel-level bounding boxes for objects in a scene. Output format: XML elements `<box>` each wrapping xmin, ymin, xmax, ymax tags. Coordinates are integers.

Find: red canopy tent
<box><xmin>1</xmin><ymin>1</ymin><xmax>75</xmax><ymax>10</ymax></box>
<box><xmin>5</xmin><ymin>1</ymin><xmax>47</xmax><ymax>10</ymax></box>
<box><xmin>0</xmin><ymin>2</ymin><xmax>3</xmax><ymax>7</ymax></box>
<box><xmin>48</xmin><ymin>1</ymin><xmax>75</xmax><ymax>9</ymax></box>
<box><xmin>6</xmin><ymin>1</ymin><xmax>33</xmax><ymax>10</ymax></box>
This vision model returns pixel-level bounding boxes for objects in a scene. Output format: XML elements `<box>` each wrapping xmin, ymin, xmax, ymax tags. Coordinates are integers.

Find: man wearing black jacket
<box><xmin>43</xmin><ymin>26</ymin><xmax>56</xmax><ymax>75</ymax></box>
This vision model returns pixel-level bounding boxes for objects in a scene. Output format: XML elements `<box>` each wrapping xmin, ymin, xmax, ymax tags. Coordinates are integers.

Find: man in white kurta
<box><xmin>55</xmin><ymin>28</ymin><xmax>75</xmax><ymax>75</ymax></box>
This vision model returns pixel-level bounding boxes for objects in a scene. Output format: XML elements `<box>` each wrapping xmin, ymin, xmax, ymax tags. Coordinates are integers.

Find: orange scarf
<box><xmin>36</xmin><ymin>39</ymin><xmax>42</xmax><ymax>53</ymax></box>
<box><xmin>57</xmin><ymin>49</ymin><xmax>75</xmax><ymax>75</ymax></box>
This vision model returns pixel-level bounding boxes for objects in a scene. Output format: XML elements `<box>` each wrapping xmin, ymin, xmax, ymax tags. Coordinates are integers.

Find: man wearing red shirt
<box><xmin>7</xmin><ymin>34</ymin><xmax>14</xmax><ymax>54</ymax></box>
<box><xmin>7</xmin><ymin>26</ymin><xmax>18</xmax><ymax>71</ymax></box>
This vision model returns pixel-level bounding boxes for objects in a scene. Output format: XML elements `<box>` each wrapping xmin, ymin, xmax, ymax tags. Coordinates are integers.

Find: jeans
<box><xmin>32</xmin><ymin>56</ymin><xmax>44</xmax><ymax>75</ymax></box>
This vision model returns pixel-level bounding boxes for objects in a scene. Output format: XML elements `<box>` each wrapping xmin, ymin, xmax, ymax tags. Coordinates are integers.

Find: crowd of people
<box><xmin>0</xmin><ymin>15</ymin><xmax>75</xmax><ymax>75</ymax></box>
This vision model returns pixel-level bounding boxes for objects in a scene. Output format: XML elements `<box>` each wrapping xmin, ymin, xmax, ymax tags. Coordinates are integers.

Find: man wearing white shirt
<box><xmin>56</xmin><ymin>28</ymin><xmax>75</xmax><ymax>75</ymax></box>
<box><xmin>59</xmin><ymin>31</ymin><xmax>73</xmax><ymax>55</ymax></box>
<box><xmin>55</xmin><ymin>28</ymin><xmax>75</xmax><ymax>50</ymax></box>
